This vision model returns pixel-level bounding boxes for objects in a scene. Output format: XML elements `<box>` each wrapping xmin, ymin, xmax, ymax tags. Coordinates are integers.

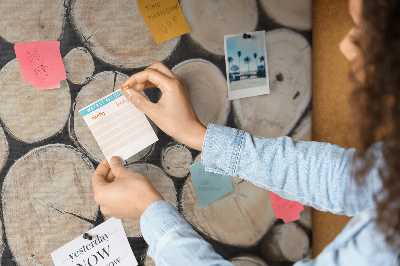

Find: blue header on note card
<box><xmin>80</xmin><ymin>91</ymin><xmax>123</xmax><ymax>116</ymax></box>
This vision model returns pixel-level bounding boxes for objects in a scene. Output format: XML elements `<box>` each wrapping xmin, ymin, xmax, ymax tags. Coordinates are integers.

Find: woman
<box><xmin>91</xmin><ymin>0</ymin><xmax>400</xmax><ymax>264</ymax></box>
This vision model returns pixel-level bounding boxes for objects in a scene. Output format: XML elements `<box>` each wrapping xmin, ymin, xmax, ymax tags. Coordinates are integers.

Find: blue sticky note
<box><xmin>189</xmin><ymin>161</ymin><xmax>233</xmax><ymax>208</ymax></box>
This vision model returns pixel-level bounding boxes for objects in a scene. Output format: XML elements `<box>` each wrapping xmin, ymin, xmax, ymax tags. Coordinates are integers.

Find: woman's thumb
<box><xmin>109</xmin><ymin>156</ymin><xmax>128</xmax><ymax>178</ymax></box>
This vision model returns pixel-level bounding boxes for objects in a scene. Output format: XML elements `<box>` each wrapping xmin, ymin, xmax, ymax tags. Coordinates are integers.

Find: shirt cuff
<box><xmin>140</xmin><ymin>200</ymin><xmax>190</xmax><ymax>258</ymax></box>
<box><xmin>201</xmin><ymin>124</ymin><xmax>245</xmax><ymax>176</ymax></box>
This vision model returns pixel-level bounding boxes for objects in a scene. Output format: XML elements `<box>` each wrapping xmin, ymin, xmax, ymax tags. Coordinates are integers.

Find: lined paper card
<box><xmin>80</xmin><ymin>90</ymin><xmax>158</xmax><ymax>162</ymax></box>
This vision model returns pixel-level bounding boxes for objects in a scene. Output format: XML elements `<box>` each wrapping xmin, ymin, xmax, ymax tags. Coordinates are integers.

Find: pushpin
<box><xmin>120</xmin><ymin>85</ymin><xmax>130</xmax><ymax>92</ymax></box>
<box><xmin>242</xmin><ymin>33</ymin><xmax>252</xmax><ymax>39</ymax></box>
<box><xmin>83</xmin><ymin>233</ymin><xmax>93</xmax><ymax>240</ymax></box>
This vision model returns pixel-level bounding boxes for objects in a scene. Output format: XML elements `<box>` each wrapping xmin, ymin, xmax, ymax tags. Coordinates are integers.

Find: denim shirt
<box><xmin>140</xmin><ymin>124</ymin><xmax>399</xmax><ymax>265</ymax></box>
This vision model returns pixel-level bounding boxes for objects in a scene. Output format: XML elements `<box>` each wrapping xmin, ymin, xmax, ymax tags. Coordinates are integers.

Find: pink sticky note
<box><xmin>14</xmin><ymin>41</ymin><xmax>66</xmax><ymax>90</ymax></box>
<box><xmin>269</xmin><ymin>191</ymin><xmax>304</xmax><ymax>223</ymax></box>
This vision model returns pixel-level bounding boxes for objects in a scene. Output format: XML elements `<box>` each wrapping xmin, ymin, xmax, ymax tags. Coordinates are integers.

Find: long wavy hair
<box><xmin>350</xmin><ymin>0</ymin><xmax>400</xmax><ymax>254</ymax></box>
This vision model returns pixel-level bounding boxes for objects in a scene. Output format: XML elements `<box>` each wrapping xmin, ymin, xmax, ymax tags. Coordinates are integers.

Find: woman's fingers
<box><xmin>135</xmin><ymin>81</ymin><xmax>156</xmax><ymax>92</ymax></box>
<box><xmin>105</xmin><ymin>168</ymin><xmax>116</xmax><ymax>182</ymax></box>
<box><xmin>146</xmin><ymin>61</ymin><xmax>177</xmax><ymax>79</ymax></box>
<box><xmin>92</xmin><ymin>159</ymin><xmax>110</xmax><ymax>192</ymax></box>
<box><xmin>119</xmin><ymin>61</ymin><xmax>206</xmax><ymax>151</ymax></box>
<box><xmin>122</xmin><ymin>88</ymin><xmax>157</xmax><ymax>118</ymax></box>
<box><xmin>133</xmin><ymin>61</ymin><xmax>178</xmax><ymax>91</ymax></box>
<box><xmin>120</xmin><ymin>68</ymin><xmax>176</xmax><ymax>93</ymax></box>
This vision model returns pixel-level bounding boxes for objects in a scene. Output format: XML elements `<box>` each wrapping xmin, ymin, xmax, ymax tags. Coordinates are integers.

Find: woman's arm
<box><xmin>141</xmin><ymin>201</ymin><xmax>234</xmax><ymax>266</ymax></box>
<box><xmin>91</xmin><ymin>157</ymin><xmax>233</xmax><ymax>266</ymax></box>
<box><xmin>120</xmin><ymin>62</ymin><xmax>382</xmax><ymax>216</ymax></box>
<box><xmin>202</xmin><ymin>124</ymin><xmax>383</xmax><ymax>216</ymax></box>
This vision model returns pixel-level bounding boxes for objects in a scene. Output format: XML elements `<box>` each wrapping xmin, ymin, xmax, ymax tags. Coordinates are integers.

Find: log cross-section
<box><xmin>70</xmin><ymin>0</ymin><xmax>179</xmax><ymax>69</ymax></box>
<box><xmin>0</xmin><ymin>59</ymin><xmax>71</xmax><ymax>143</ymax></box>
<box><xmin>181</xmin><ymin>0</ymin><xmax>258</xmax><ymax>56</ymax></box>
<box><xmin>181</xmin><ymin>155</ymin><xmax>275</xmax><ymax>247</ymax></box>
<box><xmin>259</xmin><ymin>0</ymin><xmax>312</xmax><ymax>30</ymax></box>
<box><xmin>260</xmin><ymin>223</ymin><xmax>310</xmax><ymax>262</ymax></box>
<box><xmin>230</xmin><ymin>255</ymin><xmax>269</xmax><ymax>266</ymax></box>
<box><xmin>0</xmin><ymin>125</ymin><xmax>9</xmax><ymax>173</ymax></box>
<box><xmin>0</xmin><ymin>0</ymin><xmax>66</xmax><ymax>43</ymax></box>
<box><xmin>172</xmin><ymin>59</ymin><xmax>230</xmax><ymax>127</ymax></box>
<box><xmin>2</xmin><ymin>144</ymin><xmax>97</xmax><ymax>266</ymax></box>
<box><xmin>63</xmin><ymin>47</ymin><xmax>95</xmax><ymax>85</ymax></box>
<box><xmin>161</xmin><ymin>143</ymin><xmax>193</xmax><ymax>178</ymax></box>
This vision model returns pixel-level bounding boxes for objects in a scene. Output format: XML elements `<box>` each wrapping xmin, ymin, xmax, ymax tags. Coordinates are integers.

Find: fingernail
<box><xmin>123</xmin><ymin>88</ymin><xmax>134</xmax><ymax>100</ymax></box>
<box><xmin>110</xmin><ymin>156</ymin><xmax>123</xmax><ymax>165</ymax></box>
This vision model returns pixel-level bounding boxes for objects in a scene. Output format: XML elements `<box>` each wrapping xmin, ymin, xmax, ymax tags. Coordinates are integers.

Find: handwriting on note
<box><xmin>269</xmin><ymin>191</ymin><xmax>304</xmax><ymax>223</ymax></box>
<box><xmin>189</xmin><ymin>161</ymin><xmax>233</xmax><ymax>208</ymax></box>
<box><xmin>137</xmin><ymin>0</ymin><xmax>191</xmax><ymax>44</ymax></box>
<box><xmin>14</xmin><ymin>41</ymin><xmax>66</xmax><ymax>90</ymax></box>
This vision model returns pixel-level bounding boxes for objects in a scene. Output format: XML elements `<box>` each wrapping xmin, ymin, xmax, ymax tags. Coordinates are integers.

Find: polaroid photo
<box><xmin>224</xmin><ymin>30</ymin><xmax>270</xmax><ymax>100</ymax></box>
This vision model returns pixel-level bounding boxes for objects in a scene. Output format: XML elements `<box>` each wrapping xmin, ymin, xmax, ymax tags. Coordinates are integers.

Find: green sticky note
<box><xmin>189</xmin><ymin>161</ymin><xmax>233</xmax><ymax>208</ymax></box>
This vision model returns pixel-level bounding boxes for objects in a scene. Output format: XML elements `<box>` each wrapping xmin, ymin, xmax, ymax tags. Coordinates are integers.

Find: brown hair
<box><xmin>350</xmin><ymin>0</ymin><xmax>400</xmax><ymax>254</ymax></box>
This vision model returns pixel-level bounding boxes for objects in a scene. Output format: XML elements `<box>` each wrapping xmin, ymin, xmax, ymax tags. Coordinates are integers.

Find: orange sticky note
<box><xmin>14</xmin><ymin>41</ymin><xmax>66</xmax><ymax>90</ymax></box>
<box><xmin>137</xmin><ymin>0</ymin><xmax>191</xmax><ymax>44</ymax></box>
<box><xmin>269</xmin><ymin>191</ymin><xmax>304</xmax><ymax>223</ymax></box>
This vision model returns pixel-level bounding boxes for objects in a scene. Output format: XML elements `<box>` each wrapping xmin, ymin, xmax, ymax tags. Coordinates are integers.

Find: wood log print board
<box><xmin>0</xmin><ymin>0</ymin><xmax>311</xmax><ymax>265</ymax></box>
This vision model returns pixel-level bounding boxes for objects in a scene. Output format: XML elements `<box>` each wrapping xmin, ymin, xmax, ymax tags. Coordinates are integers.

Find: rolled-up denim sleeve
<box><xmin>201</xmin><ymin>124</ymin><xmax>383</xmax><ymax>216</ymax></box>
<box><xmin>141</xmin><ymin>200</ymin><xmax>234</xmax><ymax>266</ymax></box>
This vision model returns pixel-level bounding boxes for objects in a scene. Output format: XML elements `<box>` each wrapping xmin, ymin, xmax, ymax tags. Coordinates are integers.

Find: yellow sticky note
<box><xmin>137</xmin><ymin>0</ymin><xmax>191</xmax><ymax>44</ymax></box>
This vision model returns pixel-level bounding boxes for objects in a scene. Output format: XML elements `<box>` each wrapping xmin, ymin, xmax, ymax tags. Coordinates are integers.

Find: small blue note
<box><xmin>189</xmin><ymin>161</ymin><xmax>233</xmax><ymax>208</ymax></box>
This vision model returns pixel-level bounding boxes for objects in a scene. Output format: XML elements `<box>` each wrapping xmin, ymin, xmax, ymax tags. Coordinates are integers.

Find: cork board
<box><xmin>312</xmin><ymin>0</ymin><xmax>353</xmax><ymax>257</ymax></box>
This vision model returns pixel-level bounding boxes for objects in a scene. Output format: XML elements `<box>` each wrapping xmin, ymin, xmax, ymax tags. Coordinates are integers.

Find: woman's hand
<box><xmin>120</xmin><ymin>61</ymin><xmax>206</xmax><ymax>151</ymax></box>
<box><xmin>91</xmin><ymin>157</ymin><xmax>164</xmax><ymax>219</ymax></box>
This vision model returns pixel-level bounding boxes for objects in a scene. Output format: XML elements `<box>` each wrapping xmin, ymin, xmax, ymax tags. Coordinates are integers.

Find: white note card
<box><xmin>79</xmin><ymin>90</ymin><xmax>158</xmax><ymax>162</ymax></box>
<box><xmin>51</xmin><ymin>218</ymin><xmax>137</xmax><ymax>266</ymax></box>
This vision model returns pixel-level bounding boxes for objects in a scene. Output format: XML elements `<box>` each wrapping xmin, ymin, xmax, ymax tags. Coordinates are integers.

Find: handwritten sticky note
<box><xmin>269</xmin><ymin>191</ymin><xmax>304</xmax><ymax>223</ymax></box>
<box><xmin>51</xmin><ymin>218</ymin><xmax>137</xmax><ymax>266</ymax></box>
<box><xmin>14</xmin><ymin>41</ymin><xmax>66</xmax><ymax>90</ymax></box>
<box><xmin>80</xmin><ymin>90</ymin><xmax>158</xmax><ymax>162</ymax></box>
<box><xmin>189</xmin><ymin>161</ymin><xmax>233</xmax><ymax>208</ymax></box>
<box><xmin>137</xmin><ymin>0</ymin><xmax>191</xmax><ymax>44</ymax></box>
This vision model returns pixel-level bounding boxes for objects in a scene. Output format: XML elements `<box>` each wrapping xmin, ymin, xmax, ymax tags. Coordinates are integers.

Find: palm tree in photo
<box><xmin>244</xmin><ymin>56</ymin><xmax>251</xmax><ymax>78</ymax></box>
<box><xmin>227</xmin><ymin>56</ymin><xmax>233</xmax><ymax>73</ymax></box>
<box><xmin>259</xmin><ymin>55</ymin><xmax>266</xmax><ymax>77</ymax></box>
<box><xmin>237</xmin><ymin>51</ymin><xmax>242</xmax><ymax>77</ymax></box>
<box><xmin>260</xmin><ymin>55</ymin><xmax>266</xmax><ymax>71</ymax></box>
<box><xmin>253</xmin><ymin>53</ymin><xmax>258</xmax><ymax>73</ymax></box>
